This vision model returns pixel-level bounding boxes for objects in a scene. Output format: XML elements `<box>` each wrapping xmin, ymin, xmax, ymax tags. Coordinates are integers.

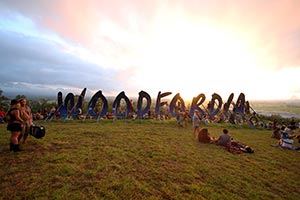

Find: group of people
<box><xmin>197</xmin><ymin>127</ymin><xmax>232</xmax><ymax>147</ymax></box>
<box><xmin>4</xmin><ymin>97</ymin><xmax>299</xmax><ymax>153</ymax></box>
<box><xmin>176</xmin><ymin>108</ymin><xmax>191</xmax><ymax>128</ymax></box>
<box><xmin>0</xmin><ymin>108</ymin><xmax>6</xmax><ymax>123</ymax></box>
<box><xmin>272</xmin><ymin>125</ymin><xmax>300</xmax><ymax>150</ymax></box>
<box><xmin>193</xmin><ymin>109</ymin><xmax>230</xmax><ymax>145</ymax></box>
<box><xmin>5</xmin><ymin>98</ymin><xmax>33</xmax><ymax>152</ymax></box>
<box><xmin>192</xmin><ymin>109</ymin><xmax>254</xmax><ymax>153</ymax></box>
<box><xmin>193</xmin><ymin>107</ymin><xmax>300</xmax><ymax>152</ymax></box>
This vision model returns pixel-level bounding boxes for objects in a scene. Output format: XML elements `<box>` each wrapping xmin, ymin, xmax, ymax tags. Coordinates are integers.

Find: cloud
<box><xmin>0</xmin><ymin>25</ymin><xmax>121</xmax><ymax>97</ymax></box>
<box><xmin>0</xmin><ymin>0</ymin><xmax>300</xmax><ymax>100</ymax></box>
<box><xmin>2</xmin><ymin>0</ymin><xmax>300</xmax><ymax>71</ymax></box>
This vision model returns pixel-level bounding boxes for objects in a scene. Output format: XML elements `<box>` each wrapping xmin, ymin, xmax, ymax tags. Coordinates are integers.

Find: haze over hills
<box><xmin>4</xmin><ymin>89</ymin><xmax>300</xmax><ymax>102</ymax></box>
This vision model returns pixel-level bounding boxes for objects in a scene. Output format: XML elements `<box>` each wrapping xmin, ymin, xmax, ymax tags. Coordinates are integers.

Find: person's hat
<box><xmin>10</xmin><ymin>99</ymin><xmax>19</xmax><ymax>105</ymax></box>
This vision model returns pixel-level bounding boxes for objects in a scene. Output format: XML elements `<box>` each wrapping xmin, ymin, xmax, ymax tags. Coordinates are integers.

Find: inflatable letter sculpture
<box><xmin>112</xmin><ymin>91</ymin><xmax>130</xmax><ymax>119</ymax></box>
<box><xmin>209</xmin><ymin>93</ymin><xmax>223</xmax><ymax>120</ymax></box>
<box><xmin>87</xmin><ymin>90</ymin><xmax>108</xmax><ymax>120</ymax></box>
<box><xmin>56</xmin><ymin>88</ymin><xmax>256</xmax><ymax>127</ymax></box>
<box><xmin>137</xmin><ymin>90</ymin><xmax>151</xmax><ymax>119</ymax></box>
<box><xmin>155</xmin><ymin>91</ymin><xmax>172</xmax><ymax>120</ymax></box>
<box><xmin>57</xmin><ymin>88</ymin><xmax>87</xmax><ymax>120</ymax></box>
<box><xmin>169</xmin><ymin>93</ymin><xmax>186</xmax><ymax>117</ymax></box>
<box><xmin>190</xmin><ymin>93</ymin><xmax>206</xmax><ymax>116</ymax></box>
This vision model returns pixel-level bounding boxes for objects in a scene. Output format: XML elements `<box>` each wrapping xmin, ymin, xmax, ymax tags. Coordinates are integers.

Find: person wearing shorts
<box><xmin>6</xmin><ymin>99</ymin><xmax>24</xmax><ymax>152</ymax></box>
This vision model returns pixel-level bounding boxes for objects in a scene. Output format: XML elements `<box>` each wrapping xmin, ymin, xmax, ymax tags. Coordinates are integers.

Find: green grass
<box><xmin>1</xmin><ymin>119</ymin><xmax>300</xmax><ymax>200</ymax></box>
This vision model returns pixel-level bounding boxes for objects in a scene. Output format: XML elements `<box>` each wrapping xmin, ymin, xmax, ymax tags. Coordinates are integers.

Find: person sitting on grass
<box><xmin>272</xmin><ymin>127</ymin><xmax>282</xmax><ymax>139</ymax></box>
<box><xmin>288</xmin><ymin>118</ymin><xmax>297</xmax><ymax>131</ymax></box>
<box><xmin>215</xmin><ymin>129</ymin><xmax>254</xmax><ymax>153</ymax></box>
<box><xmin>216</xmin><ymin>129</ymin><xmax>232</xmax><ymax>147</ymax></box>
<box><xmin>198</xmin><ymin>128</ymin><xmax>217</xmax><ymax>143</ymax></box>
<box><xmin>279</xmin><ymin>137</ymin><xmax>296</xmax><ymax>150</ymax></box>
<box><xmin>277</xmin><ymin>128</ymin><xmax>299</xmax><ymax>150</ymax></box>
<box><xmin>0</xmin><ymin>108</ymin><xmax>6</xmax><ymax>123</ymax></box>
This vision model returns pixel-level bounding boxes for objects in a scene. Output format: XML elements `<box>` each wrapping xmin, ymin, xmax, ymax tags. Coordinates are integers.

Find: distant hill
<box><xmin>250</xmin><ymin>99</ymin><xmax>300</xmax><ymax>119</ymax></box>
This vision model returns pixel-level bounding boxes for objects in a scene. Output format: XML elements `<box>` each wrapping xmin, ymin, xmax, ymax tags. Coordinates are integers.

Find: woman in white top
<box><xmin>192</xmin><ymin>110</ymin><xmax>201</xmax><ymax>138</ymax></box>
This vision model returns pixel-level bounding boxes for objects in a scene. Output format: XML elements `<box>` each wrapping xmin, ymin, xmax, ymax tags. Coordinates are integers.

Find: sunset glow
<box><xmin>0</xmin><ymin>0</ymin><xmax>300</xmax><ymax>100</ymax></box>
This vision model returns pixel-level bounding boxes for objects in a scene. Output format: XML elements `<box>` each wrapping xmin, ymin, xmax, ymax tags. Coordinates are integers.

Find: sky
<box><xmin>0</xmin><ymin>0</ymin><xmax>300</xmax><ymax>101</ymax></box>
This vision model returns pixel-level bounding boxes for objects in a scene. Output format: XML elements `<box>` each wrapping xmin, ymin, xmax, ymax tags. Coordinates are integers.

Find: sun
<box><xmin>135</xmin><ymin>19</ymin><xmax>259</xmax><ymax>101</ymax></box>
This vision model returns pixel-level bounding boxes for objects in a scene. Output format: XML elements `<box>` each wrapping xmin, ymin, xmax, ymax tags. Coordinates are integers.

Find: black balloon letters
<box><xmin>57</xmin><ymin>88</ymin><xmax>247</xmax><ymax>121</ymax></box>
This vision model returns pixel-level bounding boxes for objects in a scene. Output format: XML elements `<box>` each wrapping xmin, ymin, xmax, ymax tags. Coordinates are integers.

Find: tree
<box><xmin>15</xmin><ymin>94</ymin><xmax>26</xmax><ymax>100</ymax></box>
<box><xmin>0</xmin><ymin>89</ymin><xmax>10</xmax><ymax>110</ymax></box>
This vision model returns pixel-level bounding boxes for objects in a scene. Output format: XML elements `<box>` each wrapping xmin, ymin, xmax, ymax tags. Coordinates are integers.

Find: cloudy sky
<box><xmin>0</xmin><ymin>0</ymin><xmax>300</xmax><ymax>101</ymax></box>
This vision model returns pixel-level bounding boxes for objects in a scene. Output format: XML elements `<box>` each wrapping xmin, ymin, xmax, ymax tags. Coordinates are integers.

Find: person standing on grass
<box><xmin>216</xmin><ymin>129</ymin><xmax>232</xmax><ymax>147</ymax></box>
<box><xmin>19</xmin><ymin>98</ymin><xmax>32</xmax><ymax>144</ymax></box>
<box><xmin>6</xmin><ymin>99</ymin><xmax>24</xmax><ymax>152</ymax></box>
<box><xmin>183</xmin><ymin>109</ymin><xmax>191</xmax><ymax>128</ymax></box>
<box><xmin>176</xmin><ymin>108</ymin><xmax>185</xmax><ymax>127</ymax></box>
<box><xmin>193</xmin><ymin>110</ymin><xmax>201</xmax><ymax>138</ymax></box>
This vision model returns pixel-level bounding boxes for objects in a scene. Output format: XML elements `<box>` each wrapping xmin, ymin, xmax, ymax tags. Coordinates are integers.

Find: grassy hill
<box><xmin>1</xmin><ymin>120</ymin><xmax>299</xmax><ymax>200</ymax></box>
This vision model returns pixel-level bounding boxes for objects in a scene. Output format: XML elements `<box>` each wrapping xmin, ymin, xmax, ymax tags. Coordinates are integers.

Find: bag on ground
<box><xmin>30</xmin><ymin>125</ymin><xmax>46</xmax><ymax>139</ymax></box>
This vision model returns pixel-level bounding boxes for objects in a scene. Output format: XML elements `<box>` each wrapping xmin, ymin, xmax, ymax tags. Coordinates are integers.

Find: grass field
<box><xmin>1</xmin><ymin>119</ymin><xmax>300</xmax><ymax>200</ymax></box>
